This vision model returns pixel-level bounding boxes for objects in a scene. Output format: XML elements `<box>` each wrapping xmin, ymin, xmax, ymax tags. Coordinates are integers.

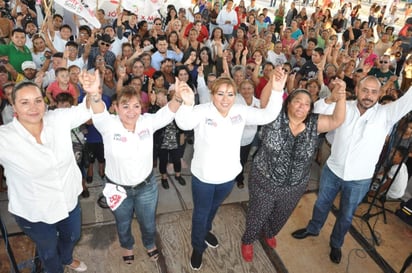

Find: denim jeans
<box><xmin>111</xmin><ymin>172</ymin><xmax>158</xmax><ymax>250</ymax></box>
<box><xmin>14</xmin><ymin>203</ymin><xmax>81</xmax><ymax>273</ymax></box>
<box><xmin>191</xmin><ymin>176</ymin><xmax>235</xmax><ymax>253</ymax></box>
<box><xmin>307</xmin><ymin>164</ymin><xmax>371</xmax><ymax>248</ymax></box>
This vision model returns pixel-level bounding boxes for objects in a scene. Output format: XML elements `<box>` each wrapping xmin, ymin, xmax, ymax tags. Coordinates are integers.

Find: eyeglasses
<box><xmin>96</xmin><ymin>59</ymin><xmax>105</xmax><ymax>63</ymax></box>
<box><xmin>379</xmin><ymin>61</ymin><xmax>389</xmax><ymax>64</ymax></box>
<box><xmin>155</xmin><ymin>23</ymin><xmax>162</xmax><ymax>25</ymax></box>
<box><xmin>99</xmin><ymin>42</ymin><xmax>111</xmax><ymax>47</ymax></box>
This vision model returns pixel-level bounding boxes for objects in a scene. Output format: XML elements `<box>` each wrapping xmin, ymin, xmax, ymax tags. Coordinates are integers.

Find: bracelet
<box><xmin>90</xmin><ymin>94</ymin><xmax>101</xmax><ymax>103</ymax></box>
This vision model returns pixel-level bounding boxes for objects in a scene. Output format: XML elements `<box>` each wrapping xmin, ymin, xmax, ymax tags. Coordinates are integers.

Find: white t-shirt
<box><xmin>387</xmin><ymin>163</ymin><xmax>409</xmax><ymax>199</ymax></box>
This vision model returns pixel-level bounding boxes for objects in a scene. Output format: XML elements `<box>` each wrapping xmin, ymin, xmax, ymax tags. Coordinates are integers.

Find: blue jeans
<box><xmin>307</xmin><ymin>165</ymin><xmax>371</xmax><ymax>248</ymax></box>
<box><xmin>14</xmin><ymin>203</ymin><xmax>81</xmax><ymax>273</ymax></box>
<box><xmin>111</xmin><ymin>172</ymin><xmax>158</xmax><ymax>250</ymax></box>
<box><xmin>191</xmin><ymin>176</ymin><xmax>235</xmax><ymax>253</ymax></box>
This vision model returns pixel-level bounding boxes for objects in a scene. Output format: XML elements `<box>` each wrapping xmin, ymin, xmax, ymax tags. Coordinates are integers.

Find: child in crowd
<box><xmin>46</xmin><ymin>67</ymin><xmax>77</xmax><ymax>106</ymax></box>
<box><xmin>369</xmin><ymin>146</ymin><xmax>409</xmax><ymax>200</ymax></box>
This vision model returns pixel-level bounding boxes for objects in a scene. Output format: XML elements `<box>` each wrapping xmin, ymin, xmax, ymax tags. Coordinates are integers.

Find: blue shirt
<box><xmin>151</xmin><ymin>50</ymin><xmax>183</xmax><ymax>70</ymax></box>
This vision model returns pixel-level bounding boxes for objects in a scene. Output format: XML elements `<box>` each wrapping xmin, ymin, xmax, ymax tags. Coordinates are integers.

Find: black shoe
<box><xmin>161</xmin><ymin>178</ymin><xmax>169</xmax><ymax>189</ymax></box>
<box><xmin>175</xmin><ymin>175</ymin><xmax>186</xmax><ymax>186</ymax></box>
<box><xmin>190</xmin><ymin>249</ymin><xmax>202</xmax><ymax>270</ymax></box>
<box><xmin>291</xmin><ymin>228</ymin><xmax>318</xmax><ymax>239</ymax></box>
<box><xmin>205</xmin><ymin>232</ymin><xmax>219</xmax><ymax>248</ymax></box>
<box><xmin>81</xmin><ymin>189</ymin><xmax>90</xmax><ymax>198</ymax></box>
<box><xmin>329</xmin><ymin>247</ymin><xmax>342</xmax><ymax>264</ymax></box>
<box><xmin>237</xmin><ymin>180</ymin><xmax>244</xmax><ymax>189</ymax></box>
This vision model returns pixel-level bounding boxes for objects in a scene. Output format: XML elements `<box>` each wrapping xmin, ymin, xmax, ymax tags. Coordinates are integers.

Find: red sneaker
<box><xmin>241</xmin><ymin>243</ymin><xmax>253</xmax><ymax>262</ymax></box>
<box><xmin>265</xmin><ymin>237</ymin><xmax>277</xmax><ymax>248</ymax></box>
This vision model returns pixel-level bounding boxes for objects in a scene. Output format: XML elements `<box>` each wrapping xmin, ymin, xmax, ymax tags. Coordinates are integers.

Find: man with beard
<box><xmin>292</xmin><ymin>76</ymin><xmax>412</xmax><ymax>264</ymax></box>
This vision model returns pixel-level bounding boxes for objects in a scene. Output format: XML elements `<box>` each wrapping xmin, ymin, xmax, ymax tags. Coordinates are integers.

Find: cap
<box><xmin>2</xmin><ymin>81</ymin><xmax>15</xmax><ymax>90</ymax></box>
<box><xmin>105</xmin><ymin>65</ymin><xmax>114</xmax><ymax>72</ymax></box>
<box><xmin>98</xmin><ymin>34</ymin><xmax>114</xmax><ymax>44</ymax></box>
<box><xmin>351</xmin><ymin>46</ymin><xmax>360</xmax><ymax>52</ymax></box>
<box><xmin>21</xmin><ymin>61</ymin><xmax>36</xmax><ymax>71</ymax></box>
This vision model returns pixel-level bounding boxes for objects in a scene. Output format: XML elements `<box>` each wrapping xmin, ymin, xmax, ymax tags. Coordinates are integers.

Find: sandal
<box><xmin>122</xmin><ymin>255</ymin><xmax>134</xmax><ymax>264</ymax></box>
<box><xmin>147</xmin><ymin>248</ymin><xmax>160</xmax><ymax>261</ymax></box>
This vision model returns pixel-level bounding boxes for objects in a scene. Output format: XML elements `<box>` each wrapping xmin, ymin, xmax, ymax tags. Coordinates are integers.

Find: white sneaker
<box><xmin>67</xmin><ymin>260</ymin><xmax>87</xmax><ymax>272</ymax></box>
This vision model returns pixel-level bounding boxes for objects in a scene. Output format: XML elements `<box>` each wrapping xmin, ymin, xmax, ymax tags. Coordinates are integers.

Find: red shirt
<box><xmin>47</xmin><ymin>81</ymin><xmax>77</xmax><ymax>99</ymax></box>
<box><xmin>184</xmin><ymin>23</ymin><xmax>209</xmax><ymax>43</ymax></box>
<box><xmin>255</xmin><ymin>77</ymin><xmax>269</xmax><ymax>99</ymax></box>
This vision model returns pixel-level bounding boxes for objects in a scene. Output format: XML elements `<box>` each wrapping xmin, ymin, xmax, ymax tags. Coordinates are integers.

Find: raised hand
<box><xmin>197</xmin><ymin>64</ymin><xmax>204</xmax><ymax>76</ymax></box>
<box><xmin>330</xmin><ymin>78</ymin><xmax>347</xmax><ymax>102</ymax></box>
<box><xmin>271</xmin><ymin>66</ymin><xmax>287</xmax><ymax>92</ymax></box>
<box><xmin>175</xmin><ymin>78</ymin><xmax>194</xmax><ymax>105</ymax></box>
<box><xmin>79</xmin><ymin>70</ymin><xmax>101</xmax><ymax>96</ymax></box>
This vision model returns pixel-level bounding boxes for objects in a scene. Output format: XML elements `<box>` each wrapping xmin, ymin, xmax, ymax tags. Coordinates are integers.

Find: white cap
<box><xmin>21</xmin><ymin>61</ymin><xmax>36</xmax><ymax>71</ymax></box>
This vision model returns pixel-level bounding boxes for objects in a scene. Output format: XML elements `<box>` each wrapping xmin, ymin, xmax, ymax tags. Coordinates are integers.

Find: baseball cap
<box><xmin>21</xmin><ymin>61</ymin><xmax>36</xmax><ymax>71</ymax></box>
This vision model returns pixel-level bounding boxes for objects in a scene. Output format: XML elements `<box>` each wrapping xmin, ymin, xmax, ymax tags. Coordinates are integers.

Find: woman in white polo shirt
<box><xmin>0</xmin><ymin>81</ymin><xmax>93</xmax><ymax>273</ymax></box>
<box><xmin>175</xmin><ymin>67</ymin><xmax>287</xmax><ymax>270</ymax></box>
<box><xmin>81</xmin><ymin>71</ymin><xmax>185</xmax><ymax>264</ymax></box>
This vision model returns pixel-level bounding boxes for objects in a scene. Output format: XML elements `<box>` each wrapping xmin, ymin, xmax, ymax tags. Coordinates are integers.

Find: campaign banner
<box><xmin>55</xmin><ymin>0</ymin><xmax>101</xmax><ymax>28</ymax></box>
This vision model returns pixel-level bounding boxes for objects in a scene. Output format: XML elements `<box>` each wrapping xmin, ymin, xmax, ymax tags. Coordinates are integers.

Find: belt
<box><xmin>105</xmin><ymin>172</ymin><xmax>153</xmax><ymax>190</ymax></box>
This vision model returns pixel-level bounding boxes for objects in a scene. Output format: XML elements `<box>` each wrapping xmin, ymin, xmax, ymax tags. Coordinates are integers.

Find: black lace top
<box><xmin>254</xmin><ymin>109</ymin><xmax>319</xmax><ymax>188</ymax></box>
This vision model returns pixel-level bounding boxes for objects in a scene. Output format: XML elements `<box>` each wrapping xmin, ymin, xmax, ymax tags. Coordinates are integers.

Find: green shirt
<box><xmin>368</xmin><ymin>68</ymin><xmax>399</xmax><ymax>89</ymax></box>
<box><xmin>0</xmin><ymin>43</ymin><xmax>32</xmax><ymax>73</ymax></box>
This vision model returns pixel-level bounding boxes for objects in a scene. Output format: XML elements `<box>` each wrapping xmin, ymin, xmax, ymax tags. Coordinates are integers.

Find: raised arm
<box><xmin>317</xmin><ymin>78</ymin><xmax>346</xmax><ymax>133</ymax></box>
<box><xmin>260</xmin><ymin>66</ymin><xmax>287</xmax><ymax>108</ymax></box>
<box><xmin>168</xmin><ymin>78</ymin><xmax>187</xmax><ymax>113</ymax></box>
<box><xmin>79</xmin><ymin>70</ymin><xmax>105</xmax><ymax>113</ymax></box>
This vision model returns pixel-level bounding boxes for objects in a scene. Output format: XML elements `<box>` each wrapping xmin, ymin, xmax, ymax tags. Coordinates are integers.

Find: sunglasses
<box><xmin>155</xmin><ymin>23</ymin><xmax>162</xmax><ymax>25</ymax></box>
<box><xmin>379</xmin><ymin>61</ymin><xmax>389</xmax><ymax>64</ymax></box>
<box><xmin>99</xmin><ymin>42</ymin><xmax>111</xmax><ymax>47</ymax></box>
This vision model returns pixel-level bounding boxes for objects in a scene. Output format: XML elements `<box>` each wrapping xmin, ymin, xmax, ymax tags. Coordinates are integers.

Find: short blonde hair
<box><xmin>210</xmin><ymin>77</ymin><xmax>237</xmax><ymax>95</ymax></box>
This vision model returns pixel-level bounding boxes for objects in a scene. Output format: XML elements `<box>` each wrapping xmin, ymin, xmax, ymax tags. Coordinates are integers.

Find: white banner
<box><xmin>98</xmin><ymin>0</ymin><xmax>162</xmax><ymax>23</ymax></box>
<box><xmin>55</xmin><ymin>0</ymin><xmax>101</xmax><ymax>28</ymax></box>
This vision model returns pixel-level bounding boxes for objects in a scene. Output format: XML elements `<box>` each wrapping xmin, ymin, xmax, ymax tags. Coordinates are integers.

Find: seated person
<box><xmin>369</xmin><ymin>146</ymin><xmax>409</xmax><ymax>200</ymax></box>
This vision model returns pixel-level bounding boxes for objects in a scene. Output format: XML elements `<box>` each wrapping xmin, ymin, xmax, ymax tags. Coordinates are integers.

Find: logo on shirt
<box><xmin>230</xmin><ymin>114</ymin><xmax>243</xmax><ymax>125</ymax></box>
<box><xmin>113</xmin><ymin>134</ymin><xmax>127</xmax><ymax>142</ymax></box>
<box><xmin>205</xmin><ymin>118</ymin><xmax>217</xmax><ymax>127</ymax></box>
<box><xmin>138</xmin><ymin>128</ymin><xmax>150</xmax><ymax>140</ymax></box>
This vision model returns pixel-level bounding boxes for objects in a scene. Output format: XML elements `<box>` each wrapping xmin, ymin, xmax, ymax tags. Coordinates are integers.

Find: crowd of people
<box><xmin>0</xmin><ymin>0</ymin><xmax>412</xmax><ymax>271</ymax></box>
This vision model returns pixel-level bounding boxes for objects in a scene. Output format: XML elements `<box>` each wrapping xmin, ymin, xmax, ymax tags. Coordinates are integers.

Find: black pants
<box><xmin>235</xmin><ymin>144</ymin><xmax>252</xmax><ymax>183</ymax></box>
<box><xmin>158</xmin><ymin>148</ymin><xmax>181</xmax><ymax>175</ymax></box>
